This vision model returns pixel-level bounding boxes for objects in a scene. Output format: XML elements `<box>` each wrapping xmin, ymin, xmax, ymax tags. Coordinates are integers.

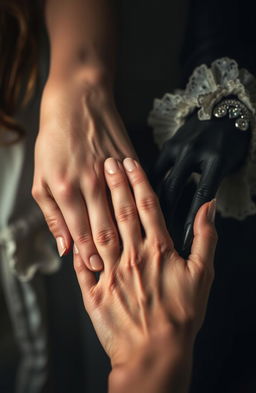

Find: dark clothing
<box><xmin>181</xmin><ymin>0</ymin><xmax>256</xmax><ymax>85</ymax></box>
<box><xmin>179</xmin><ymin>1</ymin><xmax>256</xmax><ymax>392</ymax></box>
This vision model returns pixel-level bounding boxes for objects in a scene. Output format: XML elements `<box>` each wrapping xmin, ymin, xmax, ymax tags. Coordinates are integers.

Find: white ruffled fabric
<box><xmin>148</xmin><ymin>57</ymin><xmax>256</xmax><ymax>220</ymax></box>
<box><xmin>0</xmin><ymin>209</ymin><xmax>60</xmax><ymax>282</ymax></box>
<box><xmin>0</xmin><ymin>33</ymin><xmax>60</xmax><ymax>393</ymax></box>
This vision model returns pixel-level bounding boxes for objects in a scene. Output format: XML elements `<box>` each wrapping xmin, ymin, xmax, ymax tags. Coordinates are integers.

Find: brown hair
<box><xmin>0</xmin><ymin>0</ymin><xmax>39</xmax><ymax>144</ymax></box>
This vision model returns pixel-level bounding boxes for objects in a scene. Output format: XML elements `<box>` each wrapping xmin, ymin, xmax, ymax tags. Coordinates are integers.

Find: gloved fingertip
<box><xmin>182</xmin><ymin>223</ymin><xmax>193</xmax><ymax>254</ymax></box>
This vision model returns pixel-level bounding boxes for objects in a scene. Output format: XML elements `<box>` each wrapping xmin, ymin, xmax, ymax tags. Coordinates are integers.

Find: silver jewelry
<box><xmin>213</xmin><ymin>98</ymin><xmax>251</xmax><ymax>131</ymax></box>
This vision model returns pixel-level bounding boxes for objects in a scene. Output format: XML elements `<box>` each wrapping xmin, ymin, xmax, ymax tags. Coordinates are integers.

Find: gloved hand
<box><xmin>154</xmin><ymin>107</ymin><xmax>251</xmax><ymax>255</ymax></box>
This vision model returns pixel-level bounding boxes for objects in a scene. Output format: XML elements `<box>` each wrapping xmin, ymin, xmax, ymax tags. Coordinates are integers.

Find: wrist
<box><xmin>43</xmin><ymin>67</ymin><xmax>115</xmax><ymax>110</ymax></box>
<box><xmin>47</xmin><ymin>62</ymin><xmax>114</xmax><ymax>94</ymax></box>
<box><xmin>109</xmin><ymin>333</ymin><xmax>194</xmax><ymax>393</ymax></box>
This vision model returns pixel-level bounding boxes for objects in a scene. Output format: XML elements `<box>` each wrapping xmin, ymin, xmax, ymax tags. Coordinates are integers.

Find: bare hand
<box><xmin>74</xmin><ymin>157</ymin><xmax>217</xmax><ymax>371</ymax></box>
<box><xmin>32</xmin><ymin>76</ymin><xmax>137</xmax><ymax>271</ymax></box>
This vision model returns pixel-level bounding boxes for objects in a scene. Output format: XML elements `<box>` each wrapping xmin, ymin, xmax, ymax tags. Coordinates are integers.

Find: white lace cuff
<box><xmin>148</xmin><ymin>57</ymin><xmax>256</xmax><ymax>220</ymax></box>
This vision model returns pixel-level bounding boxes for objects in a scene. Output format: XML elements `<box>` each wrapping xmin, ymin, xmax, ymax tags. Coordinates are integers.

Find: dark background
<box><xmin>1</xmin><ymin>1</ymin><xmax>256</xmax><ymax>392</ymax></box>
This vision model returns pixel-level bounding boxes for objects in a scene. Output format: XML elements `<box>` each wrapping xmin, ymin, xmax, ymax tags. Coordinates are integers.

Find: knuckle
<box><xmin>130</xmin><ymin>172</ymin><xmax>146</xmax><ymax>187</ymax></box>
<box><xmin>165</xmin><ymin>175</ymin><xmax>179</xmax><ymax>193</ymax></box>
<box><xmin>75</xmin><ymin>232</ymin><xmax>93</xmax><ymax>246</ymax></box>
<box><xmin>123</xmin><ymin>248</ymin><xmax>143</xmax><ymax>267</ymax></box>
<box><xmin>73</xmin><ymin>257</ymin><xmax>85</xmax><ymax>275</ymax></box>
<box><xmin>196</xmin><ymin>185</ymin><xmax>211</xmax><ymax>200</ymax></box>
<box><xmin>56</xmin><ymin>181</ymin><xmax>74</xmax><ymax>201</ymax></box>
<box><xmin>151</xmin><ymin>237</ymin><xmax>173</xmax><ymax>259</ymax></box>
<box><xmin>95</xmin><ymin>227</ymin><xmax>117</xmax><ymax>247</ymax></box>
<box><xmin>108</xmin><ymin>173</ymin><xmax>125</xmax><ymax>191</ymax></box>
<box><xmin>116</xmin><ymin>204</ymin><xmax>137</xmax><ymax>223</ymax></box>
<box><xmin>31</xmin><ymin>185</ymin><xmax>44</xmax><ymax>202</ymax></box>
<box><xmin>180</xmin><ymin>308</ymin><xmax>196</xmax><ymax>327</ymax></box>
<box><xmin>138</xmin><ymin>194</ymin><xmax>158</xmax><ymax>212</ymax></box>
<box><xmin>44</xmin><ymin>214</ymin><xmax>59</xmax><ymax>236</ymax></box>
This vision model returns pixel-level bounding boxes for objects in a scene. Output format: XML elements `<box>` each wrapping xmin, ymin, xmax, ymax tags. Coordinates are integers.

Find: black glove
<box><xmin>154</xmin><ymin>107</ymin><xmax>251</xmax><ymax>255</ymax></box>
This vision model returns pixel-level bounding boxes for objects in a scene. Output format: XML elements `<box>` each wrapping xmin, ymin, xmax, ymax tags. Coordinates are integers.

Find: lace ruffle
<box><xmin>0</xmin><ymin>207</ymin><xmax>60</xmax><ymax>282</ymax></box>
<box><xmin>148</xmin><ymin>57</ymin><xmax>256</xmax><ymax>220</ymax></box>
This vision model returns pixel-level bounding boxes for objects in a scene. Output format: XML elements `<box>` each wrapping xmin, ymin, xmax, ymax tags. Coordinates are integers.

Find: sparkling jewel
<box><xmin>213</xmin><ymin>98</ymin><xmax>251</xmax><ymax>131</ymax></box>
<box><xmin>213</xmin><ymin>106</ymin><xmax>227</xmax><ymax>117</ymax></box>
<box><xmin>235</xmin><ymin>118</ymin><xmax>249</xmax><ymax>131</ymax></box>
<box><xmin>229</xmin><ymin>107</ymin><xmax>241</xmax><ymax>118</ymax></box>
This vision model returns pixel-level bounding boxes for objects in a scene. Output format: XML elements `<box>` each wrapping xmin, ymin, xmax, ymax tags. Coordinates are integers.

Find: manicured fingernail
<box><xmin>89</xmin><ymin>254</ymin><xmax>103</xmax><ymax>270</ymax></box>
<box><xmin>105</xmin><ymin>158</ymin><xmax>119</xmax><ymax>174</ymax></box>
<box><xmin>207</xmin><ymin>199</ymin><xmax>217</xmax><ymax>223</ymax></box>
<box><xmin>123</xmin><ymin>157</ymin><xmax>137</xmax><ymax>172</ymax></box>
<box><xmin>56</xmin><ymin>236</ymin><xmax>66</xmax><ymax>257</ymax></box>
<box><xmin>73</xmin><ymin>244</ymin><xmax>79</xmax><ymax>254</ymax></box>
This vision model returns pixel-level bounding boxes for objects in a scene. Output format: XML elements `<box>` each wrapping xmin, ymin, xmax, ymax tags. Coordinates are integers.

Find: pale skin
<box><xmin>32</xmin><ymin>3</ymin><xmax>217</xmax><ymax>388</ymax></box>
<box><xmin>32</xmin><ymin>0</ymin><xmax>138</xmax><ymax>270</ymax></box>
<box><xmin>74</xmin><ymin>157</ymin><xmax>218</xmax><ymax>393</ymax></box>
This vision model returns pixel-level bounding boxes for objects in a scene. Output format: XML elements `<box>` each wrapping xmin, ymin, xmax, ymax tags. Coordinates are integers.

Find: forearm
<box><xmin>44</xmin><ymin>0</ymin><xmax>117</xmax><ymax>84</ymax></box>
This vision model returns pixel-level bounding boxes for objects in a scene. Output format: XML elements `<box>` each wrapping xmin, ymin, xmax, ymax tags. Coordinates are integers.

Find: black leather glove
<box><xmin>154</xmin><ymin>106</ymin><xmax>251</xmax><ymax>255</ymax></box>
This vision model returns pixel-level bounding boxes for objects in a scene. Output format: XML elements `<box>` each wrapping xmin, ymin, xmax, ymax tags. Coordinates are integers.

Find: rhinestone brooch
<box><xmin>213</xmin><ymin>98</ymin><xmax>251</xmax><ymax>131</ymax></box>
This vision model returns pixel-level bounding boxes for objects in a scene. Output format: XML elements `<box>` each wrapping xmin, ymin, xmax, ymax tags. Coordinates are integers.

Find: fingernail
<box><xmin>73</xmin><ymin>243</ymin><xmax>79</xmax><ymax>254</ymax></box>
<box><xmin>123</xmin><ymin>157</ymin><xmax>137</xmax><ymax>172</ymax></box>
<box><xmin>56</xmin><ymin>236</ymin><xmax>66</xmax><ymax>257</ymax></box>
<box><xmin>182</xmin><ymin>223</ymin><xmax>193</xmax><ymax>252</ymax></box>
<box><xmin>89</xmin><ymin>254</ymin><xmax>104</xmax><ymax>270</ymax></box>
<box><xmin>105</xmin><ymin>158</ymin><xmax>119</xmax><ymax>174</ymax></box>
<box><xmin>207</xmin><ymin>199</ymin><xmax>217</xmax><ymax>224</ymax></box>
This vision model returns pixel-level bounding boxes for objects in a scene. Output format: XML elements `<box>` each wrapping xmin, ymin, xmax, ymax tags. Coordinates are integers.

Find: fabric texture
<box><xmin>0</xmin><ymin>28</ymin><xmax>60</xmax><ymax>393</ymax></box>
<box><xmin>148</xmin><ymin>57</ymin><xmax>256</xmax><ymax>220</ymax></box>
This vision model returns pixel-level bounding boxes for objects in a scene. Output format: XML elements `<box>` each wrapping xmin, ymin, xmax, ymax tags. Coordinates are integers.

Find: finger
<box><xmin>50</xmin><ymin>181</ymin><xmax>104</xmax><ymax>271</ymax></box>
<box><xmin>189</xmin><ymin>199</ymin><xmax>218</xmax><ymax>268</ymax></box>
<box><xmin>73</xmin><ymin>247</ymin><xmax>97</xmax><ymax>311</ymax></box>
<box><xmin>32</xmin><ymin>184</ymin><xmax>72</xmax><ymax>256</ymax></box>
<box><xmin>153</xmin><ymin>138</ymin><xmax>176</xmax><ymax>182</ymax></box>
<box><xmin>104</xmin><ymin>157</ymin><xmax>142</xmax><ymax>250</ymax></box>
<box><xmin>123</xmin><ymin>157</ymin><xmax>173</xmax><ymax>247</ymax></box>
<box><xmin>162</xmin><ymin>157</ymin><xmax>192</xmax><ymax>213</ymax></box>
<box><xmin>81</xmin><ymin>169</ymin><xmax>121</xmax><ymax>267</ymax></box>
<box><xmin>182</xmin><ymin>159</ymin><xmax>222</xmax><ymax>254</ymax></box>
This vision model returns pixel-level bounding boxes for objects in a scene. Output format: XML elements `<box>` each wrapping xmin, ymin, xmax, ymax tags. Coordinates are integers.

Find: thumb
<box><xmin>189</xmin><ymin>199</ymin><xmax>218</xmax><ymax>267</ymax></box>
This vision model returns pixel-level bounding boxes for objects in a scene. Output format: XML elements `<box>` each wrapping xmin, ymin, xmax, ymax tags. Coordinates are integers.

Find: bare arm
<box><xmin>33</xmin><ymin>1</ymin><xmax>137</xmax><ymax>267</ymax></box>
<box><xmin>45</xmin><ymin>0</ymin><xmax>117</xmax><ymax>82</ymax></box>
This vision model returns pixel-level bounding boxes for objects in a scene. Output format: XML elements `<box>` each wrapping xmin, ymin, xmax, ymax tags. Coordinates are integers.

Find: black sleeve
<box><xmin>180</xmin><ymin>0</ymin><xmax>256</xmax><ymax>86</ymax></box>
